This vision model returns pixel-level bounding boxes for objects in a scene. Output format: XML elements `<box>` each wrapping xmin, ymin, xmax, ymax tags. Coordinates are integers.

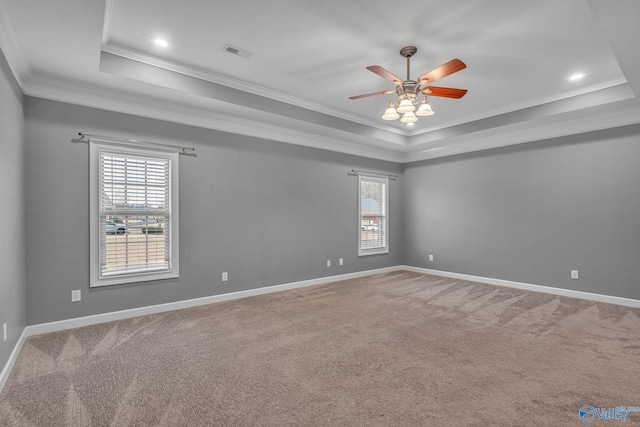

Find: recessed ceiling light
<box><xmin>568</xmin><ymin>73</ymin><xmax>585</xmax><ymax>81</ymax></box>
<box><xmin>151</xmin><ymin>37</ymin><xmax>170</xmax><ymax>48</ymax></box>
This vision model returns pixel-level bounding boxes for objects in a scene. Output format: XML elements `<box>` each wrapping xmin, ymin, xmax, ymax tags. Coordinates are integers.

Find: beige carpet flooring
<box><xmin>1</xmin><ymin>271</ymin><xmax>640</xmax><ymax>426</ymax></box>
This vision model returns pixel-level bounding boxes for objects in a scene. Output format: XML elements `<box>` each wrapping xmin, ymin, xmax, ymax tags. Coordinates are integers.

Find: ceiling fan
<box><xmin>349</xmin><ymin>46</ymin><xmax>467</xmax><ymax>123</ymax></box>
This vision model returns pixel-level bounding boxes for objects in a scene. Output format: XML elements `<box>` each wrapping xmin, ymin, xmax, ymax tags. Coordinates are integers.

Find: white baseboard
<box><xmin>0</xmin><ymin>266</ymin><xmax>400</xmax><ymax>393</ymax></box>
<box><xmin>0</xmin><ymin>327</ymin><xmax>28</xmax><ymax>393</ymax></box>
<box><xmin>400</xmin><ymin>265</ymin><xmax>640</xmax><ymax>309</ymax></box>
<box><xmin>17</xmin><ymin>264</ymin><xmax>640</xmax><ymax>339</ymax></box>
<box><xmin>25</xmin><ymin>266</ymin><xmax>402</xmax><ymax>337</ymax></box>
<box><xmin>4</xmin><ymin>264</ymin><xmax>639</xmax><ymax>393</ymax></box>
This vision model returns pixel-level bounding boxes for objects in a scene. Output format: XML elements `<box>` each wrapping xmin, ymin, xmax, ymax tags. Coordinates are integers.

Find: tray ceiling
<box><xmin>1</xmin><ymin>0</ymin><xmax>639</xmax><ymax>162</ymax></box>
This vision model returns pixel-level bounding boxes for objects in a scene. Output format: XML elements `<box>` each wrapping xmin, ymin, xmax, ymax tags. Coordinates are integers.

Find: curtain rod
<box><xmin>348</xmin><ymin>169</ymin><xmax>398</xmax><ymax>180</ymax></box>
<box><xmin>78</xmin><ymin>132</ymin><xmax>196</xmax><ymax>154</ymax></box>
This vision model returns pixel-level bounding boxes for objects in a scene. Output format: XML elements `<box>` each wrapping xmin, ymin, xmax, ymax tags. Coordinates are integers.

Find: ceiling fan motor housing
<box><xmin>396</xmin><ymin>81</ymin><xmax>420</xmax><ymax>102</ymax></box>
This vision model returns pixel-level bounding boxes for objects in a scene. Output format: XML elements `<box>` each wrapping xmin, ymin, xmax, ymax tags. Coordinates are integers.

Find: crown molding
<box><xmin>101</xmin><ymin>42</ymin><xmax>407</xmax><ymax>138</ymax></box>
<box><xmin>403</xmin><ymin>99</ymin><xmax>640</xmax><ymax>162</ymax></box>
<box><xmin>98</xmin><ymin>50</ymin><xmax>408</xmax><ymax>145</ymax></box>
<box><xmin>0</xmin><ymin>0</ymin><xmax>30</xmax><ymax>88</ymax></box>
<box><xmin>409</xmin><ymin>77</ymin><xmax>629</xmax><ymax>137</ymax></box>
<box><xmin>101</xmin><ymin>0</ymin><xmax>117</xmax><ymax>46</ymax></box>
<box><xmin>22</xmin><ymin>70</ymin><xmax>640</xmax><ymax>165</ymax></box>
<box><xmin>101</xmin><ymin>43</ymin><xmax>630</xmax><ymax>143</ymax></box>
<box><xmin>405</xmin><ymin>82</ymin><xmax>635</xmax><ymax>148</ymax></box>
<box><xmin>23</xmin><ymin>73</ymin><xmax>405</xmax><ymax>162</ymax></box>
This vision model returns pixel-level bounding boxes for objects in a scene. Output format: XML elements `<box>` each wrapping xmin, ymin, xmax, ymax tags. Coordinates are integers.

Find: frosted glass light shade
<box><xmin>381</xmin><ymin>103</ymin><xmax>400</xmax><ymax>120</ymax></box>
<box><xmin>416</xmin><ymin>100</ymin><xmax>434</xmax><ymax>116</ymax></box>
<box><xmin>396</xmin><ymin>98</ymin><xmax>415</xmax><ymax>113</ymax></box>
<box><xmin>400</xmin><ymin>111</ymin><xmax>418</xmax><ymax>123</ymax></box>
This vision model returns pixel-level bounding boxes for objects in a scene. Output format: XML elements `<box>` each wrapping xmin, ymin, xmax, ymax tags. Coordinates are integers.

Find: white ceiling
<box><xmin>1</xmin><ymin>0</ymin><xmax>639</xmax><ymax>162</ymax></box>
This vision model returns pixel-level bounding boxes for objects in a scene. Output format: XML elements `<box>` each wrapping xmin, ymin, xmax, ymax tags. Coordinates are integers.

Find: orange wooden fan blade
<box><xmin>349</xmin><ymin>90</ymin><xmax>395</xmax><ymax>100</ymax></box>
<box><xmin>421</xmin><ymin>86</ymin><xmax>468</xmax><ymax>98</ymax></box>
<box><xmin>366</xmin><ymin>66</ymin><xmax>403</xmax><ymax>85</ymax></box>
<box><xmin>418</xmin><ymin>59</ymin><xmax>466</xmax><ymax>84</ymax></box>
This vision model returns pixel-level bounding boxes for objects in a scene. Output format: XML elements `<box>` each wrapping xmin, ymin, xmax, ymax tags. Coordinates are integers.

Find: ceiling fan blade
<box><xmin>417</xmin><ymin>59</ymin><xmax>466</xmax><ymax>84</ymax></box>
<box><xmin>421</xmin><ymin>86</ymin><xmax>468</xmax><ymax>99</ymax></box>
<box><xmin>349</xmin><ymin>90</ymin><xmax>395</xmax><ymax>100</ymax></box>
<box><xmin>366</xmin><ymin>66</ymin><xmax>403</xmax><ymax>85</ymax></box>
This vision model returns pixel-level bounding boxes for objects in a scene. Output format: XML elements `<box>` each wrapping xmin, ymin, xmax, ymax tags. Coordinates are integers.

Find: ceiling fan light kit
<box><xmin>349</xmin><ymin>46</ymin><xmax>467</xmax><ymax>124</ymax></box>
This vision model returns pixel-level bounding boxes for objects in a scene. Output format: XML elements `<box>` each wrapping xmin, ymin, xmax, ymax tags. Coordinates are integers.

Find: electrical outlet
<box><xmin>71</xmin><ymin>289</ymin><xmax>81</xmax><ymax>302</ymax></box>
<box><xmin>571</xmin><ymin>270</ymin><xmax>579</xmax><ymax>280</ymax></box>
<box><xmin>222</xmin><ymin>272</ymin><xmax>228</xmax><ymax>282</ymax></box>
<box><xmin>3</xmin><ymin>323</ymin><xmax>6</xmax><ymax>342</ymax></box>
<box><xmin>429</xmin><ymin>254</ymin><xmax>434</xmax><ymax>261</ymax></box>
<box><xmin>327</xmin><ymin>260</ymin><xmax>331</xmax><ymax>267</ymax></box>
<box><xmin>339</xmin><ymin>258</ymin><xmax>343</xmax><ymax>266</ymax></box>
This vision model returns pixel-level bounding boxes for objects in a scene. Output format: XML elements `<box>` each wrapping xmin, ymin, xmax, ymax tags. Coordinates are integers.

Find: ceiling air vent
<box><xmin>222</xmin><ymin>44</ymin><xmax>253</xmax><ymax>59</ymax></box>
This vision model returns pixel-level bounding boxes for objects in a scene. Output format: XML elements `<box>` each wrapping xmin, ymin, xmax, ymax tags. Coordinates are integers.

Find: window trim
<box><xmin>89</xmin><ymin>138</ymin><xmax>179</xmax><ymax>287</ymax></box>
<box><xmin>358</xmin><ymin>174</ymin><xmax>389</xmax><ymax>256</ymax></box>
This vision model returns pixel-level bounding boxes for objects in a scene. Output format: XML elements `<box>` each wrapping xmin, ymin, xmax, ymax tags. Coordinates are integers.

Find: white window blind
<box><xmin>90</xmin><ymin>140</ymin><xmax>179</xmax><ymax>286</ymax></box>
<box><xmin>358</xmin><ymin>174</ymin><xmax>389</xmax><ymax>256</ymax></box>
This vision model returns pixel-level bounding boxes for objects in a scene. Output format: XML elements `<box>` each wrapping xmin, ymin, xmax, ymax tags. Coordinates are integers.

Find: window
<box><xmin>90</xmin><ymin>139</ymin><xmax>179</xmax><ymax>287</ymax></box>
<box><xmin>358</xmin><ymin>174</ymin><xmax>388</xmax><ymax>256</ymax></box>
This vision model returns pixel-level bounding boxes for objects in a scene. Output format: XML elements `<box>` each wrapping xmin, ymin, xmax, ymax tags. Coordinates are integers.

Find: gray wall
<box><xmin>0</xmin><ymin>47</ymin><xmax>26</xmax><ymax>368</ymax></box>
<box><xmin>25</xmin><ymin>98</ymin><xmax>403</xmax><ymax>325</ymax></box>
<box><xmin>403</xmin><ymin>125</ymin><xmax>640</xmax><ymax>300</ymax></box>
<box><xmin>16</xmin><ymin>74</ymin><xmax>640</xmax><ymax>327</ymax></box>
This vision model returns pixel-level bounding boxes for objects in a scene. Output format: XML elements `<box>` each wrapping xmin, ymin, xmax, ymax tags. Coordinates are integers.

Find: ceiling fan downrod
<box><xmin>400</xmin><ymin>46</ymin><xmax>417</xmax><ymax>81</ymax></box>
